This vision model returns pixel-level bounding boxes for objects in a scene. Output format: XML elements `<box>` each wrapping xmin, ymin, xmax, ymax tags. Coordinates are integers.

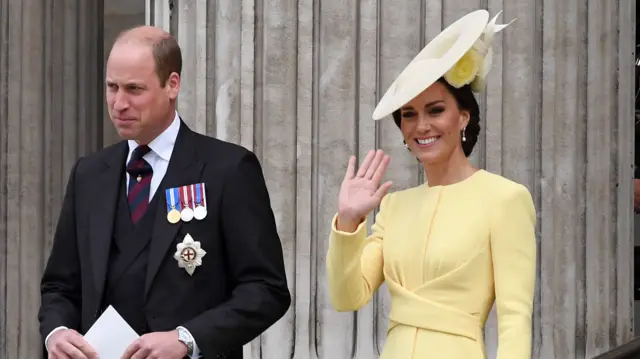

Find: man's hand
<box><xmin>120</xmin><ymin>330</ymin><xmax>188</xmax><ymax>359</ymax></box>
<box><xmin>47</xmin><ymin>329</ymin><xmax>98</xmax><ymax>359</ymax></box>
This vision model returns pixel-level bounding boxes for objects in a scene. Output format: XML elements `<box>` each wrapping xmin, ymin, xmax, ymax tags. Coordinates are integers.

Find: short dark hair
<box><xmin>391</xmin><ymin>78</ymin><xmax>480</xmax><ymax>157</ymax></box>
<box><xmin>151</xmin><ymin>36</ymin><xmax>182</xmax><ymax>87</ymax></box>
<box><xmin>115</xmin><ymin>27</ymin><xmax>182</xmax><ymax>87</ymax></box>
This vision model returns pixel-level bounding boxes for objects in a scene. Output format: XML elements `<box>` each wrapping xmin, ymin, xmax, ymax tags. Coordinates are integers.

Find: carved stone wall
<box><xmin>0</xmin><ymin>0</ymin><xmax>104</xmax><ymax>358</ymax></box>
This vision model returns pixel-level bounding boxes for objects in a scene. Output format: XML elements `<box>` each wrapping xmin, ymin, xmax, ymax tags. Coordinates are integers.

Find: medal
<box><xmin>180</xmin><ymin>185</ymin><xmax>194</xmax><ymax>222</ymax></box>
<box><xmin>193</xmin><ymin>183</ymin><xmax>207</xmax><ymax>220</ymax></box>
<box><xmin>194</xmin><ymin>205</ymin><xmax>207</xmax><ymax>220</ymax></box>
<box><xmin>173</xmin><ymin>233</ymin><xmax>207</xmax><ymax>276</ymax></box>
<box><xmin>168</xmin><ymin>208</ymin><xmax>181</xmax><ymax>224</ymax></box>
<box><xmin>165</xmin><ymin>187</ymin><xmax>181</xmax><ymax>224</ymax></box>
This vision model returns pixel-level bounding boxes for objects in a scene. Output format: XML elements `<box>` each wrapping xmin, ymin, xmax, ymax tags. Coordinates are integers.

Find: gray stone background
<box><xmin>0</xmin><ymin>0</ymin><xmax>637</xmax><ymax>358</ymax></box>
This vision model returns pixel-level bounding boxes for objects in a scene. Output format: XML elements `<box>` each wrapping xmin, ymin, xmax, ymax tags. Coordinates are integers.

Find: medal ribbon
<box><xmin>200</xmin><ymin>183</ymin><xmax>207</xmax><ymax>207</ymax></box>
<box><xmin>165</xmin><ymin>187</ymin><xmax>182</xmax><ymax>212</ymax></box>
<box><xmin>165</xmin><ymin>188</ymin><xmax>174</xmax><ymax>212</ymax></box>
<box><xmin>175</xmin><ymin>188</ymin><xmax>182</xmax><ymax>211</ymax></box>
<box><xmin>189</xmin><ymin>184</ymin><xmax>196</xmax><ymax>208</ymax></box>
<box><xmin>195</xmin><ymin>183</ymin><xmax>203</xmax><ymax>207</ymax></box>
<box><xmin>181</xmin><ymin>185</ymin><xmax>191</xmax><ymax>210</ymax></box>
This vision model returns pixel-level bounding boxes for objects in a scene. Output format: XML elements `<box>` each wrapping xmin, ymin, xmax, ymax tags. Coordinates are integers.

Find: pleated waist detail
<box><xmin>387</xmin><ymin>281</ymin><xmax>482</xmax><ymax>342</ymax></box>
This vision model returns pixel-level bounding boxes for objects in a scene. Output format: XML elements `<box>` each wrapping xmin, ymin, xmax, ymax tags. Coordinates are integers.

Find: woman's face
<box><xmin>400</xmin><ymin>81</ymin><xmax>469</xmax><ymax>165</ymax></box>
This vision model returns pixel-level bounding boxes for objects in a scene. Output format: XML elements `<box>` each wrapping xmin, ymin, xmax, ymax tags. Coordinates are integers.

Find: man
<box><xmin>38</xmin><ymin>26</ymin><xmax>291</xmax><ymax>359</ymax></box>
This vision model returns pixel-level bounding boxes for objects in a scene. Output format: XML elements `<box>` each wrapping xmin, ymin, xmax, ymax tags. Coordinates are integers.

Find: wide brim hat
<box><xmin>372</xmin><ymin>9</ymin><xmax>513</xmax><ymax>120</ymax></box>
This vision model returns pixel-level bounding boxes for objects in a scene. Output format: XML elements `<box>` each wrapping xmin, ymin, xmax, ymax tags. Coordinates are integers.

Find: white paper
<box><xmin>83</xmin><ymin>305</ymin><xmax>140</xmax><ymax>358</ymax></box>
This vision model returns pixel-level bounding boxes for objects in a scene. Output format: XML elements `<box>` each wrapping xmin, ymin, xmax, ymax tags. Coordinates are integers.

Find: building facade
<box><xmin>0</xmin><ymin>0</ymin><xmax>636</xmax><ymax>358</ymax></box>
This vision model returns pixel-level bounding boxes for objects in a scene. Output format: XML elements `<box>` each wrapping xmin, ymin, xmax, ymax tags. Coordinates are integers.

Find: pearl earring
<box><xmin>462</xmin><ymin>128</ymin><xmax>466</xmax><ymax>142</ymax></box>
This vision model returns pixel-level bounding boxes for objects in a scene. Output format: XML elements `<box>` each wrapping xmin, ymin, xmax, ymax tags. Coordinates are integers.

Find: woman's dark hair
<box><xmin>392</xmin><ymin>77</ymin><xmax>481</xmax><ymax>157</ymax></box>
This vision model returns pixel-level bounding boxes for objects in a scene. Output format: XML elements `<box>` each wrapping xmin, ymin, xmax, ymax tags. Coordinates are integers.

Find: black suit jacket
<box><xmin>38</xmin><ymin>122</ymin><xmax>291</xmax><ymax>357</ymax></box>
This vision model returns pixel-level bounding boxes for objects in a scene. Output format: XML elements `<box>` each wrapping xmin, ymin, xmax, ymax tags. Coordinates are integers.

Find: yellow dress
<box><xmin>326</xmin><ymin>169</ymin><xmax>536</xmax><ymax>359</ymax></box>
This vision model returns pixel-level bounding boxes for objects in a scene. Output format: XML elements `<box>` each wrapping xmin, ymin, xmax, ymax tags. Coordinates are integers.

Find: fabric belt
<box><xmin>387</xmin><ymin>286</ymin><xmax>481</xmax><ymax>341</ymax></box>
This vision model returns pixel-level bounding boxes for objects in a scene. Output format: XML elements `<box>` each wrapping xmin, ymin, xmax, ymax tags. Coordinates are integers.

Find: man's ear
<box><xmin>165</xmin><ymin>72</ymin><xmax>181</xmax><ymax>100</ymax></box>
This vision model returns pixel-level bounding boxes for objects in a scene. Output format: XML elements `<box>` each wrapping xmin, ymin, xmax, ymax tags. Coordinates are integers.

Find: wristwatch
<box><xmin>176</xmin><ymin>326</ymin><xmax>194</xmax><ymax>357</ymax></box>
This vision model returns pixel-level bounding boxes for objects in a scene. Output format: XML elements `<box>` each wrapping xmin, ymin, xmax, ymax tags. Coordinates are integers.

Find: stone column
<box><xmin>103</xmin><ymin>0</ymin><xmax>146</xmax><ymax>146</ymax></box>
<box><xmin>148</xmin><ymin>0</ymin><xmax>256</xmax><ymax>150</ymax></box>
<box><xmin>147</xmin><ymin>0</ymin><xmax>636</xmax><ymax>358</ymax></box>
<box><xmin>529</xmin><ymin>1</ymin><xmax>635</xmax><ymax>357</ymax></box>
<box><xmin>0</xmin><ymin>0</ymin><xmax>104</xmax><ymax>358</ymax></box>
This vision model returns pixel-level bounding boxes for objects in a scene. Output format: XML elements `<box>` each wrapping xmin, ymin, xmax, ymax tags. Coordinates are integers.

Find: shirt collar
<box><xmin>128</xmin><ymin>111</ymin><xmax>180</xmax><ymax>161</ymax></box>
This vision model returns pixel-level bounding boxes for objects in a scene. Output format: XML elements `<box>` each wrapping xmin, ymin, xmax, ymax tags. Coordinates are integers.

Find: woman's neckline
<box><xmin>424</xmin><ymin>169</ymin><xmax>485</xmax><ymax>189</ymax></box>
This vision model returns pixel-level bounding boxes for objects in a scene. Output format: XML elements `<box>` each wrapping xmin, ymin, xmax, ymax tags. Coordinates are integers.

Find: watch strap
<box><xmin>176</xmin><ymin>326</ymin><xmax>195</xmax><ymax>357</ymax></box>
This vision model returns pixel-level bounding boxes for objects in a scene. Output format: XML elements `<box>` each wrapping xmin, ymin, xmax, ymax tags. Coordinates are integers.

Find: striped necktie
<box><xmin>126</xmin><ymin>145</ymin><xmax>153</xmax><ymax>224</ymax></box>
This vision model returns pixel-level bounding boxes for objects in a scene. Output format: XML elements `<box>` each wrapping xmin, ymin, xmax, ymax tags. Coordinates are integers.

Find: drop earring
<box><xmin>462</xmin><ymin>128</ymin><xmax>466</xmax><ymax>142</ymax></box>
<box><xmin>403</xmin><ymin>140</ymin><xmax>410</xmax><ymax>151</ymax></box>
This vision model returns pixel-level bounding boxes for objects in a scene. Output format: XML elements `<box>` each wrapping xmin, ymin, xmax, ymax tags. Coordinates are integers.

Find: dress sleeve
<box><xmin>490</xmin><ymin>184</ymin><xmax>537</xmax><ymax>359</ymax></box>
<box><xmin>326</xmin><ymin>193</ymin><xmax>392</xmax><ymax>312</ymax></box>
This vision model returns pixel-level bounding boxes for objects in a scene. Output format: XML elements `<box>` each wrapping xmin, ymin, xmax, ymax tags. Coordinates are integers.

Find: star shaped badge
<box><xmin>173</xmin><ymin>233</ymin><xmax>207</xmax><ymax>276</ymax></box>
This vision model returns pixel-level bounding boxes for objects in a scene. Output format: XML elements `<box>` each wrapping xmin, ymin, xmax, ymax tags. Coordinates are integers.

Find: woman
<box><xmin>326</xmin><ymin>9</ymin><xmax>536</xmax><ymax>359</ymax></box>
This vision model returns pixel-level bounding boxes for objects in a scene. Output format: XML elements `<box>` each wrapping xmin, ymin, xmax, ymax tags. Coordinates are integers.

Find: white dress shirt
<box><xmin>46</xmin><ymin>112</ymin><xmax>201</xmax><ymax>358</ymax></box>
<box><xmin>124</xmin><ymin>111</ymin><xmax>179</xmax><ymax>200</ymax></box>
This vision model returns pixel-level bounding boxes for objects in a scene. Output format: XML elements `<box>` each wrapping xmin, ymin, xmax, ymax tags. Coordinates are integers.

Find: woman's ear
<box><xmin>459</xmin><ymin>110</ymin><xmax>470</xmax><ymax>130</ymax></box>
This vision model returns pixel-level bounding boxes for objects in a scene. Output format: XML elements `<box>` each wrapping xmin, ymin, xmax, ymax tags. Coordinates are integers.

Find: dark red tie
<box><xmin>126</xmin><ymin>145</ymin><xmax>153</xmax><ymax>224</ymax></box>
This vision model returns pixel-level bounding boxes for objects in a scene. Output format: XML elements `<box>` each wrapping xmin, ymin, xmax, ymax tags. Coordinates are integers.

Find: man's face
<box><xmin>105</xmin><ymin>42</ymin><xmax>178</xmax><ymax>144</ymax></box>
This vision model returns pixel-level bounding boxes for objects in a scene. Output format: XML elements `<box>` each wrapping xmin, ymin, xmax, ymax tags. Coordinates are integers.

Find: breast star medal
<box><xmin>165</xmin><ymin>187</ymin><xmax>181</xmax><ymax>224</ymax></box>
<box><xmin>173</xmin><ymin>233</ymin><xmax>206</xmax><ymax>276</ymax></box>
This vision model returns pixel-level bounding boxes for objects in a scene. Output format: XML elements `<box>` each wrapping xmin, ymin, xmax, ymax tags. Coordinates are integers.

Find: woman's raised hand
<box><xmin>337</xmin><ymin>149</ymin><xmax>392</xmax><ymax>232</ymax></box>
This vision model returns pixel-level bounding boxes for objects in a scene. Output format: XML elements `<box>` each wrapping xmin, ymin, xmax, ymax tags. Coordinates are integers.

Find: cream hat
<box><xmin>372</xmin><ymin>9</ymin><xmax>514</xmax><ymax>120</ymax></box>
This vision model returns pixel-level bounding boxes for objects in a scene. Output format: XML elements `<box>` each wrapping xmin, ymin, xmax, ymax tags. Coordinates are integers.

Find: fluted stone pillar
<box><xmin>103</xmin><ymin>0</ymin><xmax>146</xmax><ymax>146</ymax></box>
<box><xmin>148</xmin><ymin>0</ymin><xmax>636</xmax><ymax>358</ymax></box>
<box><xmin>533</xmin><ymin>2</ymin><xmax>635</xmax><ymax>357</ymax></box>
<box><xmin>0</xmin><ymin>1</ymin><xmax>104</xmax><ymax>358</ymax></box>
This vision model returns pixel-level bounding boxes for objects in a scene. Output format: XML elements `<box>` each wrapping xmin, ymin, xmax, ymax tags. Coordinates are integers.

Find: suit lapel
<box><xmin>89</xmin><ymin>142</ymin><xmax>128</xmax><ymax>303</ymax></box>
<box><xmin>145</xmin><ymin>124</ymin><xmax>205</xmax><ymax>297</ymax></box>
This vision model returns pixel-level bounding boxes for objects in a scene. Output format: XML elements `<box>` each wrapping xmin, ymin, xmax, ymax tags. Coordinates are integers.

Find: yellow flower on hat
<box><xmin>444</xmin><ymin>48</ymin><xmax>483</xmax><ymax>88</ymax></box>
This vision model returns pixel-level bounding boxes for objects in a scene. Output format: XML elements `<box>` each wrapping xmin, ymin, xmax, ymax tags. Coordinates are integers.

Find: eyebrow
<box><xmin>401</xmin><ymin>100</ymin><xmax>444</xmax><ymax>110</ymax></box>
<box><xmin>105</xmin><ymin>80</ymin><xmax>145</xmax><ymax>88</ymax></box>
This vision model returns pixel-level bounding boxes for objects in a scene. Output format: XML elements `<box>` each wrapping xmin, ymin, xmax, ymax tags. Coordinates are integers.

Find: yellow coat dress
<box><xmin>326</xmin><ymin>169</ymin><xmax>536</xmax><ymax>359</ymax></box>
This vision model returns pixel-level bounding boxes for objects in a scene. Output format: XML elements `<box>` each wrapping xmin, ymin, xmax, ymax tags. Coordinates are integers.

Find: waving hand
<box><xmin>337</xmin><ymin>149</ymin><xmax>392</xmax><ymax>232</ymax></box>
